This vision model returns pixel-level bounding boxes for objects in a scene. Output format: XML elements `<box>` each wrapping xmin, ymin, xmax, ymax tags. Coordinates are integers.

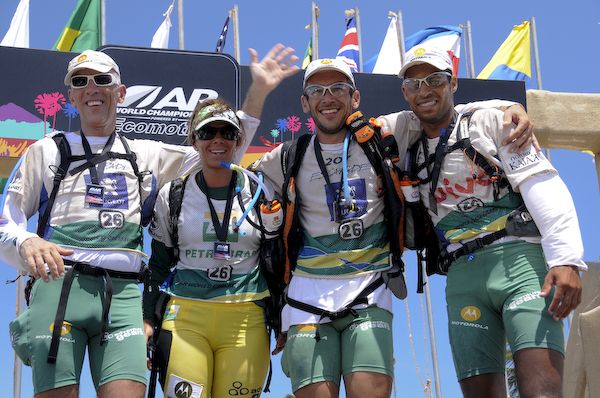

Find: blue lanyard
<box><xmin>314</xmin><ymin>132</ymin><xmax>352</xmax><ymax>205</ymax></box>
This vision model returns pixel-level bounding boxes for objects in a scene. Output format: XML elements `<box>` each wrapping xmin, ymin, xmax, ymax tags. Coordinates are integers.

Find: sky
<box><xmin>0</xmin><ymin>0</ymin><xmax>598</xmax><ymax>397</ymax></box>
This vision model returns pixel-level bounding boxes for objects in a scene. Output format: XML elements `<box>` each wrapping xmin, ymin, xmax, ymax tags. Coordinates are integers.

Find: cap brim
<box><xmin>398</xmin><ymin>59</ymin><xmax>451</xmax><ymax>78</ymax></box>
<box><xmin>193</xmin><ymin>116</ymin><xmax>241</xmax><ymax>132</ymax></box>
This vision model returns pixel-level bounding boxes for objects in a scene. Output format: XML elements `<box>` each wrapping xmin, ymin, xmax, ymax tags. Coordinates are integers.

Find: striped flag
<box><xmin>54</xmin><ymin>0</ymin><xmax>101</xmax><ymax>52</ymax></box>
<box><xmin>302</xmin><ymin>39</ymin><xmax>312</xmax><ymax>69</ymax></box>
<box><xmin>215</xmin><ymin>15</ymin><xmax>230</xmax><ymax>53</ymax></box>
<box><xmin>405</xmin><ymin>26</ymin><xmax>462</xmax><ymax>75</ymax></box>
<box><xmin>1</xmin><ymin>0</ymin><xmax>29</xmax><ymax>48</ymax></box>
<box><xmin>336</xmin><ymin>16</ymin><xmax>360</xmax><ymax>72</ymax></box>
<box><xmin>477</xmin><ymin>21</ymin><xmax>531</xmax><ymax>82</ymax></box>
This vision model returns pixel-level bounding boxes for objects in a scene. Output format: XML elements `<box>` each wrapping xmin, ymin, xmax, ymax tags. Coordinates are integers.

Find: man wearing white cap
<box><xmin>1</xmin><ymin>45</ymin><xmax>298</xmax><ymax>398</ymax></box>
<box><xmin>252</xmin><ymin>57</ymin><xmax>534</xmax><ymax>398</ymax></box>
<box><xmin>398</xmin><ymin>45</ymin><xmax>585</xmax><ymax>397</ymax></box>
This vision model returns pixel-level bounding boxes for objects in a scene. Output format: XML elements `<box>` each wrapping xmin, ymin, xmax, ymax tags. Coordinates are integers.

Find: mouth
<box><xmin>86</xmin><ymin>100</ymin><xmax>104</xmax><ymax>107</ymax></box>
<box><xmin>318</xmin><ymin>106</ymin><xmax>341</xmax><ymax>118</ymax></box>
<box><xmin>416</xmin><ymin>98</ymin><xmax>437</xmax><ymax>111</ymax></box>
<box><xmin>208</xmin><ymin>148</ymin><xmax>227</xmax><ymax>155</ymax></box>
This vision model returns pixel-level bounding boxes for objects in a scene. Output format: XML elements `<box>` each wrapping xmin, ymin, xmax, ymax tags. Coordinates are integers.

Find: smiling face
<box><xmin>193</xmin><ymin>121</ymin><xmax>240</xmax><ymax>171</ymax></box>
<box><xmin>401</xmin><ymin>63</ymin><xmax>457</xmax><ymax>137</ymax></box>
<box><xmin>68</xmin><ymin>68</ymin><xmax>125</xmax><ymax>137</ymax></box>
<box><xmin>300</xmin><ymin>70</ymin><xmax>360</xmax><ymax>143</ymax></box>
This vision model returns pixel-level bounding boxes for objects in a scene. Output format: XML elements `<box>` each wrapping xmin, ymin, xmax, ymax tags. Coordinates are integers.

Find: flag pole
<box><xmin>422</xmin><ymin>262</ymin><xmax>443</xmax><ymax>398</ymax></box>
<box><xmin>13</xmin><ymin>275</ymin><xmax>23</xmax><ymax>398</ymax></box>
<box><xmin>465</xmin><ymin>20</ymin><xmax>475</xmax><ymax>78</ymax></box>
<box><xmin>530</xmin><ymin>17</ymin><xmax>542</xmax><ymax>89</ymax></box>
<box><xmin>311</xmin><ymin>2</ymin><xmax>319</xmax><ymax>59</ymax></box>
<box><xmin>100</xmin><ymin>0</ymin><xmax>106</xmax><ymax>46</ymax></box>
<box><xmin>177</xmin><ymin>0</ymin><xmax>184</xmax><ymax>49</ymax></box>
<box><xmin>354</xmin><ymin>7</ymin><xmax>363</xmax><ymax>72</ymax></box>
<box><xmin>232</xmin><ymin>5</ymin><xmax>240</xmax><ymax>62</ymax></box>
<box><xmin>529</xmin><ymin>17</ymin><xmax>549</xmax><ymax>160</ymax></box>
<box><xmin>394</xmin><ymin>10</ymin><xmax>406</xmax><ymax>64</ymax></box>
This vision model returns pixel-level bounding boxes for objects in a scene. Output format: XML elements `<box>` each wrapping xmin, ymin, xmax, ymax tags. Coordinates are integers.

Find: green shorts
<box><xmin>446</xmin><ymin>240</ymin><xmax>564</xmax><ymax>381</ymax></box>
<box><xmin>9</xmin><ymin>272</ymin><xmax>147</xmax><ymax>394</ymax></box>
<box><xmin>281</xmin><ymin>306</ymin><xmax>394</xmax><ymax>392</ymax></box>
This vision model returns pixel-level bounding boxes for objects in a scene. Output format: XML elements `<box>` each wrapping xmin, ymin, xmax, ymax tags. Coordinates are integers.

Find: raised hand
<box><xmin>248</xmin><ymin>43</ymin><xmax>300</xmax><ymax>94</ymax></box>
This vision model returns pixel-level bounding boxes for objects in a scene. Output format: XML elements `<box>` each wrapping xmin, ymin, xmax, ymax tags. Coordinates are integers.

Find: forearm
<box><xmin>519</xmin><ymin>171</ymin><xmax>586</xmax><ymax>270</ymax></box>
<box><xmin>241</xmin><ymin>82</ymin><xmax>273</xmax><ymax>120</ymax></box>
<box><xmin>456</xmin><ymin>99</ymin><xmax>518</xmax><ymax>113</ymax></box>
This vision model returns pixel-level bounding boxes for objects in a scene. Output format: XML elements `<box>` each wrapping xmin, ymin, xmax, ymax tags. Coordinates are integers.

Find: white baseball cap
<box><xmin>398</xmin><ymin>46</ymin><xmax>453</xmax><ymax>78</ymax></box>
<box><xmin>64</xmin><ymin>50</ymin><xmax>121</xmax><ymax>86</ymax></box>
<box><xmin>303</xmin><ymin>58</ymin><xmax>355</xmax><ymax>88</ymax></box>
<box><xmin>192</xmin><ymin>104</ymin><xmax>241</xmax><ymax>132</ymax></box>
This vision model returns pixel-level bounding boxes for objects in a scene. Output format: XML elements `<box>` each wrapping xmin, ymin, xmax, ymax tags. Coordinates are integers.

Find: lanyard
<box><xmin>80</xmin><ymin>131</ymin><xmax>116</xmax><ymax>185</ymax></box>
<box><xmin>421</xmin><ymin>115</ymin><xmax>459</xmax><ymax>195</ymax></box>
<box><xmin>313</xmin><ymin>132</ymin><xmax>352</xmax><ymax>204</ymax></box>
<box><xmin>197</xmin><ymin>171</ymin><xmax>237</xmax><ymax>242</ymax></box>
<box><xmin>420</xmin><ymin>115</ymin><xmax>457</xmax><ymax>213</ymax></box>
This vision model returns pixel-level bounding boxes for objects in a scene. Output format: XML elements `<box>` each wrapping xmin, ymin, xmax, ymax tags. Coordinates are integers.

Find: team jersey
<box><xmin>149</xmin><ymin>171</ymin><xmax>269</xmax><ymax>303</ymax></box>
<box><xmin>0</xmin><ymin>111</ymin><xmax>259</xmax><ymax>274</ymax></box>
<box><xmin>413</xmin><ymin>108</ymin><xmax>555</xmax><ymax>245</ymax></box>
<box><xmin>256</xmin><ymin>136</ymin><xmax>394</xmax><ymax>278</ymax></box>
<box><xmin>4</xmin><ymin>132</ymin><xmax>189</xmax><ymax>272</ymax></box>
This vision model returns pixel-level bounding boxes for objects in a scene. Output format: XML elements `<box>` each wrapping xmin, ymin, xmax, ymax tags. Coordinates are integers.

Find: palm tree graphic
<box><xmin>34</xmin><ymin>92</ymin><xmax>66</xmax><ymax>135</ymax></box>
<box><xmin>63</xmin><ymin>102</ymin><xmax>79</xmax><ymax>132</ymax></box>
<box><xmin>269</xmin><ymin>129</ymin><xmax>280</xmax><ymax>143</ymax></box>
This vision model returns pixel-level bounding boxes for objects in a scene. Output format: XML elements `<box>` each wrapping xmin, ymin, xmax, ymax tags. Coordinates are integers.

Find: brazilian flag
<box><xmin>302</xmin><ymin>39</ymin><xmax>312</xmax><ymax>69</ymax></box>
<box><xmin>54</xmin><ymin>0</ymin><xmax>101</xmax><ymax>52</ymax></box>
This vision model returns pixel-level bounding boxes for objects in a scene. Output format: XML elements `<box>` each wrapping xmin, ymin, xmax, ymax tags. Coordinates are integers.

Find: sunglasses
<box><xmin>402</xmin><ymin>71</ymin><xmax>452</xmax><ymax>92</ymax></box>
<box><xmin>194</xmin><ymin>126</ymin><xmax>240</xmax><ymax>141</ymax></box>
<box><xmin>70</xmin><ymin>73</ymin><xmax>118</xmax><ymax>88</ymax></box>
<box><xmin>304</xmin><ymin>82</ymin><xmax>354</xmax><ymax>98</ymax></box>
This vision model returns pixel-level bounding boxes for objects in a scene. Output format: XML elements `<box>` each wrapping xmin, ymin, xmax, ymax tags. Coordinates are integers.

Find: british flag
<box><xmin>336</xmin><ymin>16</ymin><xmax>360</xmax><ymax>72</ymax></box>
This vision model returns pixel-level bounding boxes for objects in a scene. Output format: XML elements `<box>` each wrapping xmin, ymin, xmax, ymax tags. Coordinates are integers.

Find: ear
<box><xmin>300</xmin><ymin>95</ymin><xmax>310</xmax><ymax>114</ymax></box>
<box><xmin>451</xmin><ymin>76</ymin><xmax>458</xmax><ymax>93</ymax></box>
<box><xmin>117</xmin><ymin>84</ymin><xmax>127</xmax><ymax>104</ymax></box>
<box><xmin>401</xmin><ymin>86</ymin><xmax>409</xmax><ymax>101</ymax></box>
<box><xmin>351</xmin><ymin>89</ymin><xmax>361</xmax><ymax>109</ymax></box>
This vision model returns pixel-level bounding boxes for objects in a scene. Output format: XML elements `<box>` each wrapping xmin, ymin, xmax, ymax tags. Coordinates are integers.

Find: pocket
<box><xmin>9</xmin><ymin>310</ymin><xmax>32</xmax><ymax>366</ymax></box>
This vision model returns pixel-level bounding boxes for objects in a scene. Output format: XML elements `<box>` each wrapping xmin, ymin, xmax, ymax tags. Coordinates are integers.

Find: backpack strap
<box><xmin>167</xmin><ymin>174</ymin><xmax>190</xmax><ymax>264</ymax></box>
<box><xmin>37</xmin><ymin>134</ymin><xmax>72</xmax><ymax>238</ymax></box>
<box><xmin>280</xmin><ymin>134</ymin><xmax>312</xmax><ymax>284</ymax></box>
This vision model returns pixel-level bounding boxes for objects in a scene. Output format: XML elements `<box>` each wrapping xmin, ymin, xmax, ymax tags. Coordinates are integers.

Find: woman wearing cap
<box><xmin>143</xmin><ymin>93</ymin><xmax>289</xmax><ymax>396</ymax></box>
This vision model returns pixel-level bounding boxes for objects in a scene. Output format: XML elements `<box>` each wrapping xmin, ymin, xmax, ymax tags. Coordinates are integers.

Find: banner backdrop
<box><xmin>0</xmin><ymin>45</ymin><xmax>525</xmax><ymax>187</ymax></box>
<box><xmin>240</xmin><ymin>67</ymin><xmax>526</xmax><ymax>165</ymax></box>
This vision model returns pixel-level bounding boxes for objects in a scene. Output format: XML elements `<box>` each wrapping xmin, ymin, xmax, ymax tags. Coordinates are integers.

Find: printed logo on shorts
<box><xmin>460</xmin><ymin>306</ymin><xmax>481</xmax><ymax>322</ymax></box>
<box><xmin>507</xmin><ymin>291</ymin><xmax>541</xmax><ymax>310</ymax></box>
<box><xmin>49</xmin><ymin>321</ymin><xmax>72</xmax><ymax>336</ymax></box>
<box><xmin>166</xmin><ymin>374</ymin><xmax>203</xmax><ymax>398</ymax></box>
<box><xmin>228</xmin><ymin>381</ymin><xmax>249</xmax><ymax>396</ymax></box>
<box><xmin>164</xmin><ymin>304</ymin><xmax>180</xmax><ymax>321</ymax></box>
